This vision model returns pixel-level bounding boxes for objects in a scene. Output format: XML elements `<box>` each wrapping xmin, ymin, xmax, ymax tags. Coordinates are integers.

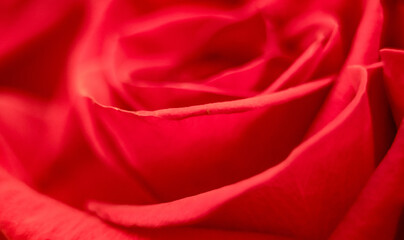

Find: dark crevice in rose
<box><xmin>119</xmin><ymin>16</ymin><xmax>230</xmax><ymax>60</ymax></box>
<box><xmin>366</xmin><ymin>67</ymin><xmax>397</xmax><ymax>166</ymax></box>
<box><xmin>124</xmin><ymin>84</ymin><xmax>243</xmax><ymax>111</ymax></box>
<box><xmin>334</xmin><ymin>0</ymin><xmax>364</xmax><ymax>59</ymax></box>
<box><xmin>253</xmin><ymin>57</ymin><xmax>293</xmax><ymax>91</ymax></box>
<box><xmin>124</xmin><ymin>13</ymin><xmax>266</xmax><ymax>85</ymax></box>
<box><xmin>395</xmin><ymin>208</ymin><xmax>404</xmax><ymax>240</ymax></box>
<box><xmin>0</xmin><ymin>230</ymin><xmax>7</xmax><ymax>240</ymax></box>
<box><xmin>381</xmin><ymin>0</ymin><xmax>404</xmax><ymax>49</ymax></box>
<box><xmin>176</xmin><ymin>14</ymin><xmax>267</xmax><ymax>81</ymax></box>
<box><xmin>0</xmin><ymin>4</ymin><xmax>85</xmax><ymax>100</ymax></box>
<box><xmin>111</xmin><ymin>84</ymin><xmax>138</xmax><ymax>112</ymax></box>
<box><xmin>109</xmin><ymin>14</ymin><xmax>268</xmax><ymax>111</ymax></box>
<box><xmin>122</xmin><ymin>0</ymin><xmax>247</xmax><ymax>16</ymax></box>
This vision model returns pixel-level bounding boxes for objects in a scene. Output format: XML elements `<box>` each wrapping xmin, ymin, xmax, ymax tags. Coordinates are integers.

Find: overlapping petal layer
<box><xmin>0</xmin><ymin>0</ymin><xmax>403</xmax><ymax>239</ymax></box>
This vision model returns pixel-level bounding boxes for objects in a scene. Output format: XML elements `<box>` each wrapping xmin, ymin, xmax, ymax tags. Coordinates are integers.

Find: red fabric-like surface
<box><xmin>0</xmin><ymin>0</ymin><xmax>403</xmax><ymax>239</ymax></box>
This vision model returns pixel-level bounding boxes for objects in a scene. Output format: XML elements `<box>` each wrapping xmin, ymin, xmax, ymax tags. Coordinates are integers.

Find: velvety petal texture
<box><xmin>0</xmin><ymin>0</ymin><xmax>403</xmax><ymax>239</ymax></box>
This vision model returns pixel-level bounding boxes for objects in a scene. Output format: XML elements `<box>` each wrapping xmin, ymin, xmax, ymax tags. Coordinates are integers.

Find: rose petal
<box><xmin>0</xmin><ymin>167</ymin><xmax>282</xmax><ymax>240</ymax></box>
<box><xmin>381</xmin><ymin>0</ymin><xmax>404</xmax><ymax>49</ymax></box>
<box><xmin>87</xmin><ymin>66</ymin><xmax>390</xmax><ymax>239</ymax></box>
<box><xmin>329</xmin><ymin>118</ymin><xmax>404</xmax><ymax>239</ymax></box>
<box><xmin>0</xmin><ymin>0</ymin><xmax>84</xmax><ymax>99</ymax></box>
<box><xmin>119</xmin><ymin>14</ymin><xmax>234</xmax><ymax>64</ymax></box>
<box><xmin>380</xmin><ymin>48</ymin><xmax>404</xmax><ymax>126</ymax></box>
<box><xmin>0</xmin><ymin>92</ymin><xmax>156</xmax><ymax>208</ymax></box>
<box><xmin>345</xmin><ymin>0</ymin><xmax>383</xmax><ymax>65</ymax></box>
<box><xmin>0</xmin><ymin>94</ymin><xmax>67</xmax><ymax>183</ymax></box>
<box><xmin>0</xmin><ymin>167</ymin><xmax>139</xmax><ymax>240</ymax></box>
<box><xmin>207</xmin><ymin>58</ymin><xmax>270</xmax><ymax>92</ymax></box>
<box><xmin>120</xmin><ymin>81</ymin><xmax>250</xmax><ymax>110</ymax></box>
<box><xmin>80</xmin><ymin>78</ymin><xmax>332</xmax><ymax>201</ymax></box>
<box><xmin>264</xmin><ymin>31</ymin><xmax>335</xmax><ymax>93</ymax></box>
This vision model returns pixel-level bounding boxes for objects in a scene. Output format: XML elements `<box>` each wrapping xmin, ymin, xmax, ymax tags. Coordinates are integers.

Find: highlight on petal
<box><xmin>119</xmin><ymin>81</ymin><xmax>251</xmax><ymax>110</ymax></box>
<box><xmin>131</xmin><ymin>77</ymin><xmax>332</xmax><ymax>118</ymax></box>
<box><xmin>345</xmin><ymin>0</ymin><xmax>383</xmax><ymax>65</ymax></box>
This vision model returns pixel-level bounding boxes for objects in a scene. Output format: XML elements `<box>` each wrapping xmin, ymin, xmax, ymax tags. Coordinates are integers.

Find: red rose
<box><xmin>0</xmin><ymin>0</ymin><xmax>403</xmax><ymax>239</ymax></box>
